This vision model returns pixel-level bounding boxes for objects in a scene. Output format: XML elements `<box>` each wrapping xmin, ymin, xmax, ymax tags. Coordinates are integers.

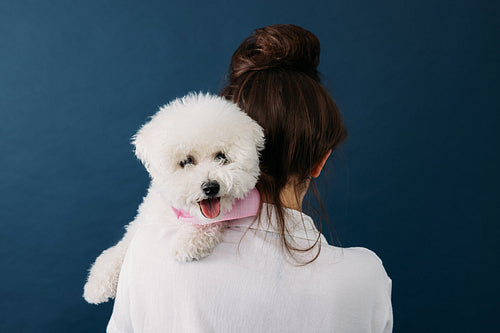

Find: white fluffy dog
<box><xmin>83</xmin><ymin>93</ymin><xmax>264</xmax><ymax>304</ymax></box>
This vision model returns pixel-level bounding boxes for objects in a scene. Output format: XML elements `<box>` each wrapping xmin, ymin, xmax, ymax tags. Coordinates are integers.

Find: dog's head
<box><xmin>133</xmin><ymin>93</ymin><xmax>265</xmax><ymax>220</ymax></box>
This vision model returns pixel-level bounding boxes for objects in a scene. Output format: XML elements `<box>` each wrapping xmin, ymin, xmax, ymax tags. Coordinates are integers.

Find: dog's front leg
<box><xmin>83</xmin><ymin>220</ymin><xmax>142</xmax><ymax>304</ymax></box>
<box><xmin>174</xmin><ymin>222</ymin><xmax>227</xmax><ymax>262</ymax></box>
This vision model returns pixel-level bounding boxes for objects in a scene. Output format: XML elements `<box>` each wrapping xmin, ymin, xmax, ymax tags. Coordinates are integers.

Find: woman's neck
<box><xmin>262</xmin><ymin>179</ymin><xmax>310</xmax><ymax>211</ymax></box>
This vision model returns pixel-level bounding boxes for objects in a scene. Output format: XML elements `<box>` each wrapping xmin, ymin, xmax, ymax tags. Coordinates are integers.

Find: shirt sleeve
<box><xmin>354</xmin><ymin>247</ymin><xmax>393</xmax><ymax>333</ymax></box>
<box><xmin>381</xmin><ymin>277</ymin><xmax>393</xmax><ymax>333</ymax></box>
<box><xmin>371</xmin><ymin>251</ymin><xmax>393</xmax><ymax>333</ymax></box>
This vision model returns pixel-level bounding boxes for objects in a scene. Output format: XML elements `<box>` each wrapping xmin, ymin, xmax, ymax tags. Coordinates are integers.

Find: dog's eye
<box><xmin>179</xmin><ymin>156</ymin><xmax>194</xmax><ymax>168</ymax></box>
<box><xmin>215</xmin><ymin>152</ymin><xmax>227</xmax><ymax>163</ymax></box>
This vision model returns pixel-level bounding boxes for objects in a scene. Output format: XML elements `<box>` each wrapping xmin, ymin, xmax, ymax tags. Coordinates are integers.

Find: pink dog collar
<box><xmin>171</xmin><ymin>188</ymin><xmax>260</xmax><ymax>225</ymax></box>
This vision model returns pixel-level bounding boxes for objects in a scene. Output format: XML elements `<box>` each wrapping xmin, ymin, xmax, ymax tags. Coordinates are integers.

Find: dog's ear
<box><xmin>252</xmin><ymin>121</ymin><xmax>265</xmax><ymax>153</ymax></box>
<box><xmin>131</xmin><ymin>105</ymin><xmax>173</xmax><ymax>176</ymax></box>
<box><xmin>131</xmin><ymin>118</ymin><xmax>155</xmax><ymax>174</ymax></box>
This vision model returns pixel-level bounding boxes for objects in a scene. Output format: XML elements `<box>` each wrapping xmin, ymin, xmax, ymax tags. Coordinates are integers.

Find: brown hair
<box><xmin>220</xmin><ymin>24</ymin><xmax>347</xmax><ymax>263</ymax></box>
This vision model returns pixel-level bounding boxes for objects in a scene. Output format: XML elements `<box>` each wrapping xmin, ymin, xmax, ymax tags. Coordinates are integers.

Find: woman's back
<box><xmin>108</xmin><ymin>24</ymin><xmax>393</xmax><ymax>332</ymax></box>
<box><xmin>108</xmin><ymin>205</ymin><xmax>392</xmax><ymax>333</ymax></box>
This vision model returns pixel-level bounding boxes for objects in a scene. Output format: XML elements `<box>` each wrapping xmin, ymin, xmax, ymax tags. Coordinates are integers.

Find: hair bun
<box><xmin>230</xmin><ymin>24</ymin><xmax>320</xmax><ymax>79</ymax></box>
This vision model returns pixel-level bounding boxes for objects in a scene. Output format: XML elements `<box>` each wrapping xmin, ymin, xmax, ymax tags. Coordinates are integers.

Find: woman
<box><xmin>108</xmin><ymin>24</ymin><xmax>393</xmax><ymax>332</ymax></box>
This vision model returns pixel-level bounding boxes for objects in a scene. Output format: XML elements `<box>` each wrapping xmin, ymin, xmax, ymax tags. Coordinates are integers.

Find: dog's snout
<box><xmin>201</xmin><ymin>181</ymin><xmax>220</xmax><ymax>197</ymax></box>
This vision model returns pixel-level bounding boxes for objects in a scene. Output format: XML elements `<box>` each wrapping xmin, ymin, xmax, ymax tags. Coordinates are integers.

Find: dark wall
<box><xmin>1</xmin><ymin>0</ymin><xmax>498</xmax><ymax>331</ymax></box>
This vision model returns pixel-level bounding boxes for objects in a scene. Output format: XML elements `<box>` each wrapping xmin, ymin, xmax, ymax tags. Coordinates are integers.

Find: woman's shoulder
<box><xmin>337</xmin><ymin>246</ymin><xmax>389</xmax><ymax>271</ymax></box>
<box><xmin>321</xmin><ymin>245</ymin><xmax>390</xmax><ymax>274</ymax></box>
<box><xmin>317</xmin><ymin>244</ymin><xmax>392</xmax><ymax>295</ymax></box>
<box><xmin>313</xmin><ymin>245</ymin><xmax>393</xmax><ymax>331</ymax></box>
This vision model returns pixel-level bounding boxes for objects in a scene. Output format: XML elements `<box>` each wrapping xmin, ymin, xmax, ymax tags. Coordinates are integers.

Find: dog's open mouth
<box><xmin>199</xmin><ymin>197</ymin><xmax>221</xmax><ymax>219</ymax></box>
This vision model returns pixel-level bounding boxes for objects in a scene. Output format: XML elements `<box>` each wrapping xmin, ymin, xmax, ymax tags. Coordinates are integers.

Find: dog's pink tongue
<box><xmin>200</xmin><ymin>198</ymin><xmax>220</xmax><ymax>219</ymax></box>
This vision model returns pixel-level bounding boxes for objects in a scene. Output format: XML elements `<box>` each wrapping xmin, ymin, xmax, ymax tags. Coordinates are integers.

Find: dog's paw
<box><xmin>174</xmin><ymin>244</ymin><xmax>214</xmax><ymax>262</ymax></box>
<box><xmin>83</xmin><ymin>247</ymin><xmax>123</xmax><ymax>304</ymax></box>
<box><xmin>83</xmin><ymin>277</ymin><xmax>116</xmax><ymax>304</ymax></box>
<box><xmin>174</xmin><ymin>223</ymin><xmax>225</xmax><ymax>262</ymax></box>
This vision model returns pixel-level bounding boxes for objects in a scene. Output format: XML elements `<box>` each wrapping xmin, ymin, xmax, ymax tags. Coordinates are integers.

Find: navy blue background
<box><xmin>1</xmin><ymin>0</ymin><xmax>498</xmax><ymax>331</ymax></box>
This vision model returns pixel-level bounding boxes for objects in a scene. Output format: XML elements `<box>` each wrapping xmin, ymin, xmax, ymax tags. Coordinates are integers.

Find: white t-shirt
<box><xmin>108</xmin><ymin>205</ymin><xmax>393</xmax><ymax>333</ymax></box>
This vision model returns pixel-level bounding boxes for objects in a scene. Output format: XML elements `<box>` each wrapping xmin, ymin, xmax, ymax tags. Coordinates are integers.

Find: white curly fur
<box><xmin>83</xmin><ymin>92</ymin><xmax>265</xmax><ymax>304</ymax></box>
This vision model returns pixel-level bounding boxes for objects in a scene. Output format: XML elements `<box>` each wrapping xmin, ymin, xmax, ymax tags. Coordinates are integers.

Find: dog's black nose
<box><xmin>201</xmin><ymin>181</ymin><xmax>220</xmax><ymax>197</ymax></box>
